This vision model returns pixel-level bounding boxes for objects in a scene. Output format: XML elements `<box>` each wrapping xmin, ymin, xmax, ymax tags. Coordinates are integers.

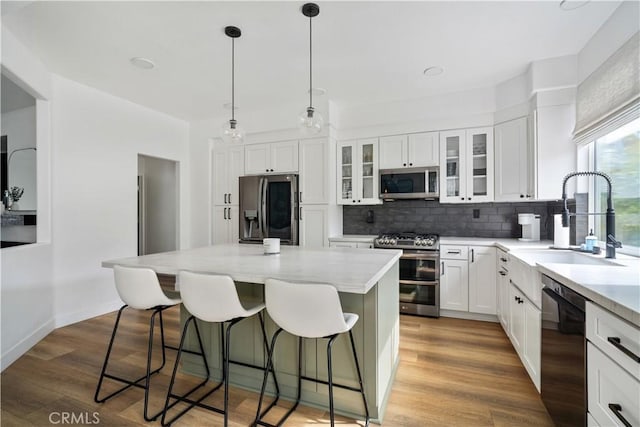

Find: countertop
<box><xmin>537</xmin><ymin>262</ymin><xmax>640</xmax><ymax>327</ymax></box>
<box><xmin>330</xmin><ymin>234</ymin><xmax>639</xmax><ymax>325</ymax></box>
<box><xmin>103</xmin><ymin>243</ymin><xmax>402</xmax><ymax>295</ymax></box>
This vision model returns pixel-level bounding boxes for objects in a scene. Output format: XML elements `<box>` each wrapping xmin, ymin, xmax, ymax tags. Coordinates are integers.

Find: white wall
<box><xmin>2</xmin><ymin>106</ymin><xmax>37</xmax><ymax>210</ymax></box>
<box><xmin>50</xmin><ymin>74</ymin><xmax>190</xmax><ymax>327</ymax></box>
<box><xmin>577</xmin><ymin>1</ymin><xmax>640</xmax><ymax>84</ymax></box>
<box><xmin>0</xmin><ymin>28</ymin><xmax>53</xmax><ymax>372</ymax></box>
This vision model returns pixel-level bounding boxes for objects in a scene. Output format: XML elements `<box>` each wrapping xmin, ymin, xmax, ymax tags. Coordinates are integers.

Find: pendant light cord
<box><xmin>231</xmin><ymin>37</ymin><xmax>235</xmax><ymax>121</ymax></box>
<box><xmin>309</xmin><ymin>15</ymin><xmax>313</xmax><ymax>109</ymax></box>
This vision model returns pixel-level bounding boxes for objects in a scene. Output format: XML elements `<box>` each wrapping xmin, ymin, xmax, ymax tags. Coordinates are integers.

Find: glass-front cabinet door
<box><xmin>439</xmin><ymin>127</ymin><xmax>493</xmax><ymax>203</ymax></box>
<box><xmin>337</xmin><ymin>139</ymin><xmax>380</xmax><ymax>205</ymax></box>
<box><xmin>338</xmin><ymin>144</ymin><xmax>354</xmax><ymax>204</ymax></box>
<box><xmin>466</xmin><ymin>127</ymin><xmax>494</xmax><ymax>203</ymax></box>
<box><xmin>439</xmin><ymin>130</ymin><xmax>466</xmax><ymax>203</ymax></box>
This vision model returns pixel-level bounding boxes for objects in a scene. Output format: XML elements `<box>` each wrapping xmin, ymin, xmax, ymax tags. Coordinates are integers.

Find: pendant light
<box><xmin>221</xmin><ymin>26</ymin><xmax>245</xmax><ymax>143</ymax></box>
<box><xmin>298</xmin><ymin>3</ymin><xmax>323</xmax><ymax>134</ymax></box>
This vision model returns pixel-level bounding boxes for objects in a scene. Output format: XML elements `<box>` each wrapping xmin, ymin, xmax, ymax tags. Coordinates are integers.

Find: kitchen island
<box><xmin>103</xmin><ymin>244</ymin><xmax>402</xmax><ymax>422</ymax></box>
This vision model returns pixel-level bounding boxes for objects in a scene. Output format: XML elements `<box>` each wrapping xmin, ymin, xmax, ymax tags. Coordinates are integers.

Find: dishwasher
<box><xmin>540</xmin><ymin>274</ymin><xmax>588</xmax><ymax>427</ymax></box>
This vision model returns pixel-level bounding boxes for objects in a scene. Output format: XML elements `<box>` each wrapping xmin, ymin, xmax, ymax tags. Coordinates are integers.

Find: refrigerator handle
<box><xmin>260</xmin><ymin>177</ymin><xmax>268</xmax><ymax>238</ymax></box>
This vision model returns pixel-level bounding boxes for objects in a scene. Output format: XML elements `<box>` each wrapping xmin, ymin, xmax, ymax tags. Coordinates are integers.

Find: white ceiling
<box><xmin>1</xmin><ymin>74</ymin><xmax>35</xmax><ymax>114</ymax></box>
<box><xmin>1</xmin><ymin>1</ymin><xmax>620</xmax><ymax>122</ymax></box>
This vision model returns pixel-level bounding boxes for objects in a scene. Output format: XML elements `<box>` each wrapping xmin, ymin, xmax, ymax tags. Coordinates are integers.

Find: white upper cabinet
<box><xmin>495</xmin><ymin>117</ymin><xmax>531</xmax><ymax>202</ymax></box>
<box><xmin>337</xmin><ymin>138</ymin><xmax>381</xmax><ymax>205</ymax></box>
<box><xmin>408</xmin><ymin>132</ymin><xmax>439</xmax><ymax>167</ymax></box>
<box><xmin>439</xmin><ymin>127</ymin><xmax>494</xmax><ymax>203</ymax></box>
<box><xmin>379</xmin><ymin>132</ymin><xmax>439</xmax><ymax>169</ymax></box>
<box><xmin>212</xmin><ymin>145</ymin><xmax>244</xmax><ymax>206</ymax></box>
<box><xmin>245</xmin><ymin>140</ymin><xmax>298</xmax><ymax>175</ymax></box>
<box><xmin>379</xmin><ymin>135</ymin><xmax>407</xmax><ymax>169</ymax></box>
<box><xmin>299</xmin><ymin>138</ymin><xmax>329</xmax><ymax>204</ymax></box>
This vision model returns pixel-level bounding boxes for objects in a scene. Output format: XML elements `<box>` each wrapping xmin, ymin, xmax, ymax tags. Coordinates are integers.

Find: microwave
<box><xmin>380</xmin><ymin>167</ymin><xmax>439</xmax><ymax>200</ymax></box>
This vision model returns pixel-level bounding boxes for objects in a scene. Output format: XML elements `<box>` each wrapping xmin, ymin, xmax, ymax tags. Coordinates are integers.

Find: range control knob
<box><xmin>389</xmin><ymin>238</ymin><xmax>397</xmax><ymax>245</ymax></box>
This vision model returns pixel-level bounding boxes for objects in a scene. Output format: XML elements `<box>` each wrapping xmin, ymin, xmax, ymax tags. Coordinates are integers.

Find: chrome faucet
<box><xmin>561</xmin><ymin>171</ymin><xmax>622</xmax><ymax>259</ymax></box>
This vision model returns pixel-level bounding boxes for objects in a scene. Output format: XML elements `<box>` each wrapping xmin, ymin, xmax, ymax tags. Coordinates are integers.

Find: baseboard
<box><xmin>0</xmin><ymin>318</ymin><xmax>55</xmax><ymax>372</ymax></box>
<box><xmin>440</xmin><ymin>309</ymin><xmax>499</xmax><ymax>323</ymax></box>
<box><xmin>54</xmin><ymin>299</ymin><xmax>122</xmax><ymax>329</ymax></box>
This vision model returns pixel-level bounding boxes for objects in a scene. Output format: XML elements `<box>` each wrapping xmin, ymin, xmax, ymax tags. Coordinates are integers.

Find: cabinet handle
<box><xmin>608</xmin><ymin>404</ymin><xmax>632</xmax><ymax>427</ymax></box>
<box><xmin>520</xmin><ymin>194</ymin><xmax>524</xmax><ymax>198</ymax></box>
<box><xmin>270</xmin><ymin>169</ymin><xmax>274</xmax><ymax>172</ymax></box>
<box><xmin>224</xmin><ymin>194</ymin><xmax>227</xmax><ymax>204</ymax></box>
<box><xmin>499</xmin><ymin>271</ymin><xmax>506</xmax><ymax>276</ymax></box>
<box><xmin>299</xmin><ymin>192</ymin><xmax>302</xmax><ymax>203</ymax></box>
<box><xmin>461</xmin><ymin>197</ymin><xmax>465</xmax><ymax>200</ymax></box>
<box><xmin>358</xmin><ymin>199</ymin><xmax>361</xmax><ymax>203</ymax></box>
<box><xmin>266</xmin><ymin>169</ymin><xmax>269</xmax><ymax>172</ymax></box>
<box><xmin>467</xmin><ymin>197</ymin><xmax>471</xmax><ymax>200</ymax></box>
<box><xmin>441</xmin><ymin>262</ymin><xmax>444</xmax><ymax>275</ymax></box>
<box><xmin>607</xmin><ymin>337</ymin><xmax>640</xmax><ymax>363</ymax></box>
<box><xmin>447</xmin><ymin>250</ymin><xmax>461</xmax><ymax>254</ymax></box>
<box><xmin>471</xmin><ymin>249</ymin><xmax>475</xmax><ymax>263</ymax></box>
<box><xmin>352</xmin><ymin>200</ymin><xmax>356</xmax><ymax>203</ymax></box>
<box><xmin>409</xmin><ymin>163</ymin><xmax>413</xmax><ymax>166</ymax></box>
<box><xmin>228</xmin><ymin>193</ymin><xmax>231</xmax><ymax>204</ymax></box>
<box><xmin>518</xmin><ymin>298</ymin><xmax>524</xmax><ymax>304</ymax></box>
<box><xmin>223</xmin><ymin>208</ymin><xmax>227</xmax><ymax>220</ymax></box>
<box><xmin>403</xmin><ymin>163</ymin><xmax>407</xmax><ymax>166</ymax></box>
<box><xmin>299</xmin><ymin>207</ymin><xmax>303</xmax><ymax>220</ymax></box>
<box><xmin>227</xmin><ymin>207</ymin><xmax>231</xmax><ymax>220</ymax></box>
<box><xmin>500</xmin><ymin>257</ymin><xmax>508</xmax><ymax>262</ymax></box>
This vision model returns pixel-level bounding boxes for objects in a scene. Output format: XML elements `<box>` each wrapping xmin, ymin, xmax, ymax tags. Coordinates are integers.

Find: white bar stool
<box><xmin>161</xmin><ymin>271</ymin><xmax>280</xmax><ymax>427</ymax></box>
<box><xmin>94</xmin><ymin>265</ymin><xmax>204</xmax><ymax>422</ymax></box>
<box><xmin>254</xmin><ymin>279</ymin><xmax>369</xmax><ymax>427</ymax></box>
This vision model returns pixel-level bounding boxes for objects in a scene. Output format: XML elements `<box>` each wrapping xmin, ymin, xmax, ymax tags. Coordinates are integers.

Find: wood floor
<box><xmin>1</xmin><ymin>307</ymin><xmax>553</xmax><ymax>426</ymax></box>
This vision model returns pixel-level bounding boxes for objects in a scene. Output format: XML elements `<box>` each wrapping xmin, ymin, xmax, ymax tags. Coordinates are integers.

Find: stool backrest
<box><xmin>114</xmin><ymin>265</ymin><xmax>178</xmax><ymax>309</ymax></box>
<box><xmin>265</xmin><ymin>279</ymin><xmax>349</xmax><ymax>338</ymax></box>
<box><xmin>178</xmin><ymin>271</ymin><xmax>248</xmax><ymax>322</ymax></box>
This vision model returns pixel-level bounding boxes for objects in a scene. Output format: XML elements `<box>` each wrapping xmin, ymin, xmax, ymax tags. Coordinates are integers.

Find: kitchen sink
<box><xmin>511</xmin><ymin>250</ymin><xmax>623</xmax><ymax>266</ymax></box>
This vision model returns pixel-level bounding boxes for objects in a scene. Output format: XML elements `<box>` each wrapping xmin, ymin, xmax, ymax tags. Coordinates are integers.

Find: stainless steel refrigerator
<box><xmin>238</xmin><ymin>174</ymin><xmax>299</xmax><ymax>245</ymax></box>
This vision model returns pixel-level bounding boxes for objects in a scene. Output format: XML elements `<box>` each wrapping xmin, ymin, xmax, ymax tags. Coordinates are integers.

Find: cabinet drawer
<box><xmin>588</xmin><ymin>343</ymin><xmax>639</xmax><ymax>427</ymax></box>
<box><xmin>329</xmin><ymin>242</ymin><xmax>358</xmax><ymax>248</ymax></box>
<box><xmin>586</xmin><ymin>302</ymin><xmax>640</xmax><ymax>381</ymax></box>
<box><xmin>440</xmin><ymin>245</ymin><xmax>468</xmax><ymax>260</ymax></box>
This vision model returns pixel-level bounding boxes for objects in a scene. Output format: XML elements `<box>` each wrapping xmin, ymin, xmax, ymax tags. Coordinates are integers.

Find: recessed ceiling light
<box><xmin>423</xmin><ymin>66</ymin><xmax>444</xmax><ymax>77</ymax></box>
<box><xmin>223</xmin><ymin>103</ymin><xmax>238</xmax><ymax>110</ymax></box>
<box><xmin>308</xmin><ymin>87</ymin><xmax>327</xmax><ymax>96</ymax></box>
<box><xmin>559</xmin><ymin>0</ymin><xmax>589</xmax><ymax>11</ymax></box>
<box><xmin>130</xmin><ymin>57</ymin><xmax>155</xmax><ymax>70</ymax></box>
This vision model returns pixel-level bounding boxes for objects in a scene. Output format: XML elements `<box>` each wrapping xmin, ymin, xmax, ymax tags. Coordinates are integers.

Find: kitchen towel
<box><xmin>553</xmin><ymin>214</ymin><xmax>570</xmax><ymax>248</ymax></box>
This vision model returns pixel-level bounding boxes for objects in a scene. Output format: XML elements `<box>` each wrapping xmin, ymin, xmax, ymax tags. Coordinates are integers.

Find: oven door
<box><xmin>399</xmin><ymin>250</ymin><xmax>439</xmax><ymax>317</ymax></box>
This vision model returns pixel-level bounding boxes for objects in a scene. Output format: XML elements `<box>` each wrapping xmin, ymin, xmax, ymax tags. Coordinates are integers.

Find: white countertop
<box><xmin>103</xmin><ymin>244</ymin><xmax>402</xmax><ymax>295</ymax></box>
<box><xmin>537</xmin><ymin>263</ymin><xmax>640</xmax><ymax>327</ymax></box>
<box><xmin>440</xmin><ymin>236</ymin><xmax>554</xmax><ymax>251</ymax></box>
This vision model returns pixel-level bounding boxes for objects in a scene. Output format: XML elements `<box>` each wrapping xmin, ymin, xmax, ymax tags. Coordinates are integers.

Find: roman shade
<box><xmin>573</xmin><ymin>32</ymin><xmax>640</xmax><ymax>144</ymax></box>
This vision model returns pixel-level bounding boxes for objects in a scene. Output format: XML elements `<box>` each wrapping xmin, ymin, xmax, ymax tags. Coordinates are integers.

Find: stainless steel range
<box><xmin>375</xmin><ymin>233</ymin><xmax>440</xmax><ymax>317</ymax></box>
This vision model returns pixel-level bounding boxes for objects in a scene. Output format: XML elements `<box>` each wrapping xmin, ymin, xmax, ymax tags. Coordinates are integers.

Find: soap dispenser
<box><xmin>585</xmin><ymin>229</ymin><xmax>597</xmax><ymax>252</ymax></box>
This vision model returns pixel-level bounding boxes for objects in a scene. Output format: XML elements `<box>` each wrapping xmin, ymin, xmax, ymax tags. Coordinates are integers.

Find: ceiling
<box><xmin>1</xmin><ymin>1</ymin><xmax>620</xmax><ymax>123</ymax></box>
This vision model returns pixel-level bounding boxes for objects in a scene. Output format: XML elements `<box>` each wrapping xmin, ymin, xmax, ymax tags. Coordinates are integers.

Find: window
<box><xmin>590</xmin><ymin>117</ymin><xmax>640</xmax><ymax>255</ymax></box>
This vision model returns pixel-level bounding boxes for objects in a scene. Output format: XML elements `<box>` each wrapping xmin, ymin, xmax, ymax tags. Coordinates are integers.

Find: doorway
<box><xmin>137</xmin><ymin>154</ymin><xmax>179</xmax><ymax>255</ymax></box>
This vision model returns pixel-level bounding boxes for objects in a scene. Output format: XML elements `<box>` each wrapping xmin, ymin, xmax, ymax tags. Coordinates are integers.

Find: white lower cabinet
<box><xmin>441</xmin><ymin>245</ymin><xmax>495</xmax><ymax>315</ymax></box>
<box><xmin>212</xmin><ymin>205</ymin><xmax>239</xmax><ymax>245</ymax></box>
<box><xmin>586</xmin><ymin>302</ymin><xmax>640</xmax><ymax>427</ymax></box>
<box><xmin>507</xmin><ymin>280</ymin><xmax>541</xmax><ymax>390</ymax></box>
<box><xmin>588</xmin><ymin>343</ymin><xmax>639</xmax><ymax>427</ymax></box>
<box><xmin>468</xmin><ymin>246</ymin><xmax>497</xmax><ymax>315</ymax></box>
<box><xmin>440</xmin><ymin>259</ymin><xmax>469</xmax><ymax>311</ymax></box>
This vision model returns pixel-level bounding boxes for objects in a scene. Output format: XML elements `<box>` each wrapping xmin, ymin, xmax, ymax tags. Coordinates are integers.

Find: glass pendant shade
<box><xmin>221</xmin><ymin>118</ymin><xmax>245</xmax><ymax>144</ymax></box>
<box><xmin>298</xmin><ymin>106</ymin><xmax>323</xmax><ymax>134</ymax></box>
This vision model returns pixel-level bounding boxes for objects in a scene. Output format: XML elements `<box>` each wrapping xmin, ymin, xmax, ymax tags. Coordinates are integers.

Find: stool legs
<box><xmin>163</xmin><ymin>314</ymin><xmax>278</xmax><ymax>427</ymax></box>
<box><xmin>94</xmin><ymin>305</ymin><xmax>174</xmax><ymax>422</ymax></box>
<box><xmin>349</xmin><ymin>330</ymin><xmax>370</xmax><ymax>427</ymax></box>
<box><xmin>254</xmin><ymin>331</ymin><xmax>369</xmax><ymax>427</ymax></box>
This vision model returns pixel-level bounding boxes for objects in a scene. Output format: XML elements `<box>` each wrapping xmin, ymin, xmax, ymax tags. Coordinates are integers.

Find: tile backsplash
<box><xmin>343</xmin><ymin>199</ymin><xmax>577</xmax><ymax>242</ymax></box>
